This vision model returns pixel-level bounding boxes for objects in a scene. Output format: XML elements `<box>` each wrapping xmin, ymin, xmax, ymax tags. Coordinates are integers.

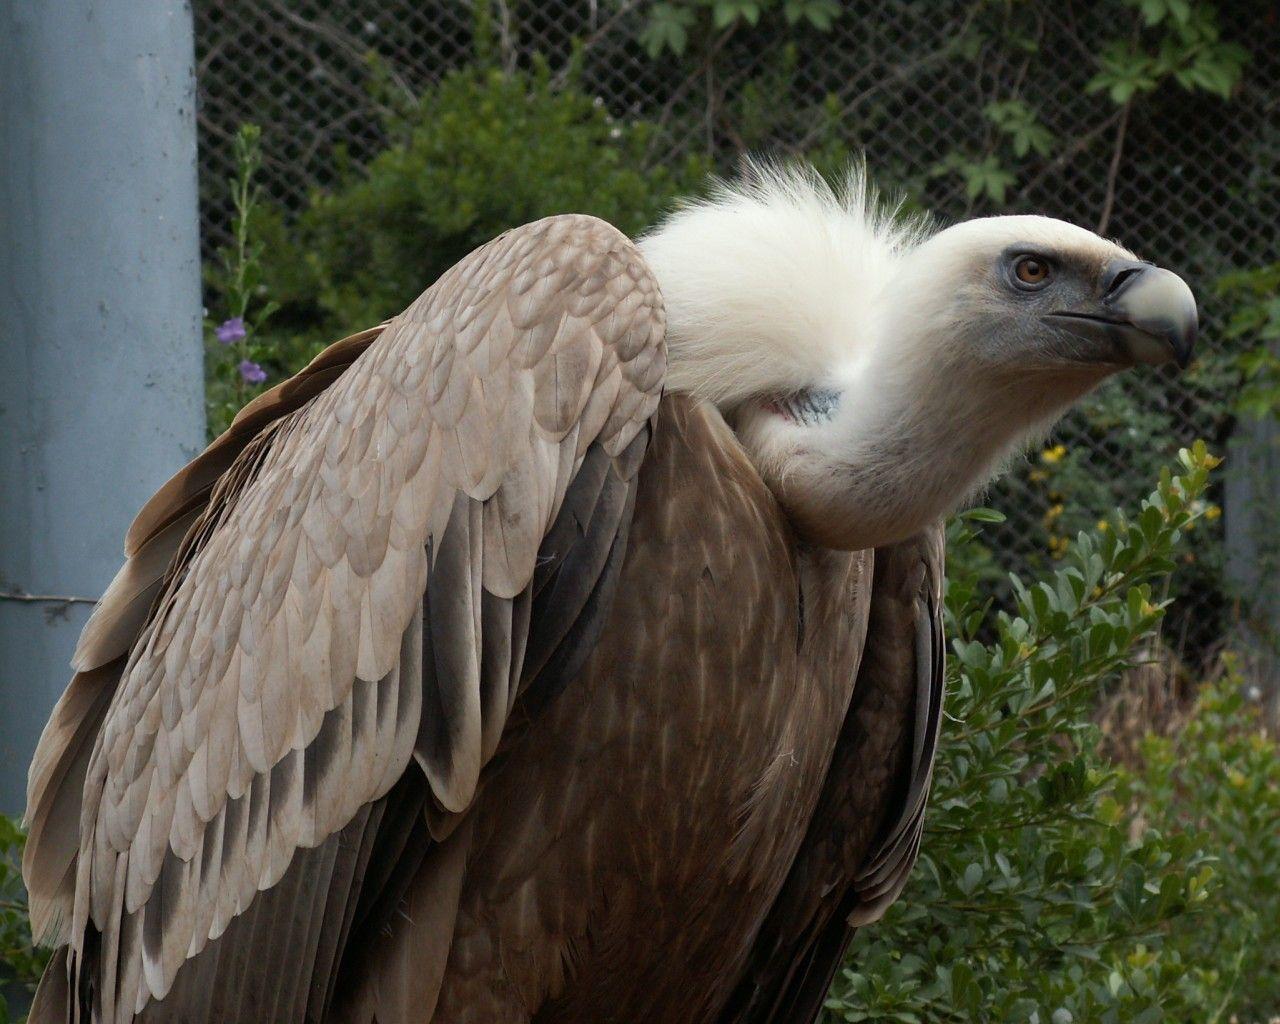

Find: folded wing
<box><xmin>23</xmin><ymin>213</ymin><xmax>665</xmax><ymax>1023</ymax></box>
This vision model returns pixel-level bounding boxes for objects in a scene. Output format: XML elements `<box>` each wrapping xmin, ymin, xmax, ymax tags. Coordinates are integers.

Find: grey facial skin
<box><xmin>1044</xmin><ymin>258</ymin><xmax>1198</xmax><ymax>369</ymax></box>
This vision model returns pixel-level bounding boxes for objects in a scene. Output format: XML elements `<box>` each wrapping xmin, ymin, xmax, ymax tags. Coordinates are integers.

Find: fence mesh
<box><xmin>192</xmin><ymin>1</ymin><xmax>1280</xmax><ymax>643</ymax></box>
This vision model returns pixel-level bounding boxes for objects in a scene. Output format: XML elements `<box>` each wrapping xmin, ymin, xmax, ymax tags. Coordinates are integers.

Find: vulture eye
<box><xmin>1012</xmin><ymin>255</ymin><xmax>1052</xmax><ymax>289</ymax></box>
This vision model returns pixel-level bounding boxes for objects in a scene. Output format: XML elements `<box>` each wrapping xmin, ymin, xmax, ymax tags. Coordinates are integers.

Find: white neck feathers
<box><xmin>638</xmin><ymin>164</ymin><xmax>928</xmax><ymax>411</ymax></box>
<box><xmin>638</xmin><ymin>164</ymin><xmax>1110</xmax><ymax>550</ymax></box>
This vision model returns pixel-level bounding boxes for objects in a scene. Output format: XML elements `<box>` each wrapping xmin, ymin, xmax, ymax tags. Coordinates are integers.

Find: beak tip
<box><xmin>1107</xmin><ymin>262</ymin><xmax>1198</xmax><ymax>371</ymax></box>
<box><xmin>1044</xmin><ymin>263</ymin><xmax>1198</xmax><ymax>371</ymax></box>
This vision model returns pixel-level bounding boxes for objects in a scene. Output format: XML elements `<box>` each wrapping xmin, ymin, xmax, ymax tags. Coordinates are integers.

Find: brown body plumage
<box><xmin>25</xmin><ymin>182</ymin><xmax>1196</xmax><ymax>1023</ymax></box>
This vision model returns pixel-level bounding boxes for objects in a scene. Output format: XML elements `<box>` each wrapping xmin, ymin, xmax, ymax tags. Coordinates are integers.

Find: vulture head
<box><xmin>640</xmin><ymin>166</ymin><xmax>1198</xmax><ymax>550</ymax></box>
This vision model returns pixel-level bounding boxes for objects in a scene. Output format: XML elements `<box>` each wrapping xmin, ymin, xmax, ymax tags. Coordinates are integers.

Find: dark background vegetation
<box><xmin>194</xmin><ymin>0</ymin><xmax>1280</xmax><ymax>664</ymax></box>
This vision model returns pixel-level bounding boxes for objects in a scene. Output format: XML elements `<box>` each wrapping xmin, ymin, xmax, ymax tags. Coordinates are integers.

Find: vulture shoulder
<box><xmin>23</xmin><ymin>213</ymin><xmax>665</xmax><ymax>1023</ymax></box>
<box><xmin>720</xmin><ymin>526</ymin><xmax>946</xmax><ymax>1024</ymax></box>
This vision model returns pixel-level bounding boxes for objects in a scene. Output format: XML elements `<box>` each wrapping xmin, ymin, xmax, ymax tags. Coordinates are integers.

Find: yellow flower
<box><xmin>1044</xmin><ymin>503</ymin><xmax>1064</xmax><ymax>522</ymax></box>
<box><xmin>1205</xmin><ymin>504</ymin><xmax>1221</xmax><ymax>521</ymax></box>
<box><xmin>1028</xmin><ymin>469</ymin><xmax>1048</xmax><ymax>483</ymax></box>
<box><xmin>1096</xmin><ymin>519</ymin><xmax>1109</xmax><ymax>532</ymax></box>
<box><xmin>1040</xmin><ymin>444</ymin><xmax>1067</xmax><ymax>464</ymax></box>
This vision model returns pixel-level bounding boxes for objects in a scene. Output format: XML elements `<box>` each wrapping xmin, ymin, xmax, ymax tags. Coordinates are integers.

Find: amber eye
<box><xmin>1013</xmin><ymin>255</ymin><xmax>1051</xmax><ymax>288</ymax></box>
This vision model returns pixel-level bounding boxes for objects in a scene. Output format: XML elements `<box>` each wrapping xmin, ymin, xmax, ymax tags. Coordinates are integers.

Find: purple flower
<box><xmin>215</xmin><ymin>317</ymin><xmax>246</xmax><ymax>344</ymax></box>
<box><xmin>238</xmin><ymin>359</ymin><xmax>267</xmax><ymax>385</ymax></box>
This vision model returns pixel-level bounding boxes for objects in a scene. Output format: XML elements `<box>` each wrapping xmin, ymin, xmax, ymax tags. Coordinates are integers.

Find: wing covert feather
<box><xmin>37</xmin><ymin>213</ymin><xmax>664</xmax><ymax>1021</ymax></box>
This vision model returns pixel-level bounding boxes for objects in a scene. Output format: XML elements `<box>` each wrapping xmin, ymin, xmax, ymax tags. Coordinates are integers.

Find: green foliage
<box><xmin>983</xmin><ymin>100</ymin><xmax>1055</xmax><ymax>160</ymax></box>
<box><xmin>929</xmin><ymin>0</ymin><xmax>1247</xmax><ymax>209</ymax></box>
<box><xmin>1217</xmin><ymin>262</ymin><xmax>1280</xmax><ymax>419</ymax></box>
<box><xmin>782</xmin><ymin>0</ymin><xmax>841</xmax><ymax>30</ymax></box>
<box><xmin>1</xmin><ymin>816</ymin><xmax>47</xmax><ymax>1020</ymax></box>
<box><xmin>262</xmin><ymin>63</ymin><xmax>707</xmax><ymax>335</ymax></box>
<box><xmin>1087</xmin><ymin>0</ymin><xmax>1248</xmax><ymax>103</ymax></box>
<box><xmin>1018</xmin><ymin>381</ymin><xmax>1222</xmax><ymax>563</ymax></box>
<box><xmin>827</xmin><ymin>444</ymin><xmax>1247</xmax><ymax>1023</ymax></box>
<box><xmin>1119</xmin><ymin>673</ymin><xmax>1280</xmax><ymax>1020</ymax></box>
<box><xmin>935</xmin><ymin>152</ymin><xmax>1018</xmax><ymax>206</ymax></box>
<box><xmin>204</xmin><ymin>124</ymin><xmax>280</xmax><ymax>436</ymax></box>
<box><xmin>639</xmin><ymin>3</ymin><xmax>698</xmax><ymax>57</ymax></box>
<box><xmin>639</xmin><ymin>0</ymin><xmax>841</xmax><ymax>57</ymax></box>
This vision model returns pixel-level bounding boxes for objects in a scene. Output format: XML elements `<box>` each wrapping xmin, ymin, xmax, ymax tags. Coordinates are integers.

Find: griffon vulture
<box><xmin>24</xmin><ymin>167</ymin><xmax>1196</xmax><ymax>1024</ymax></box>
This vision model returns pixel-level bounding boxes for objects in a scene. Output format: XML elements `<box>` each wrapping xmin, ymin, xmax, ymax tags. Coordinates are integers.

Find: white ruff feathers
<box><xmin>638</xmin><ymin>163</ymin><xmax>929</xmax><ymax>410</ymax></box>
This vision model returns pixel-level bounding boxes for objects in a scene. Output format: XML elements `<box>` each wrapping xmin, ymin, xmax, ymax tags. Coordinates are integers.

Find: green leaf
<box><xmin>639</xmin><ymin>3</ymin><xmax>696</xmax><ymax>58</ymax></box>
<box><xmin>962</xmin><ymin>508</ymin><xmax>1007</xmax><ymax>524</ymax></box>
<box><xmin>711</xmin><ymin>0</ymin><xmax>763</xmax><ymax>28</ymax></box>
<box><xmin>783</xmin><ymin>0</ymin><xmax>840</xmax><ymax>29</ymax></box>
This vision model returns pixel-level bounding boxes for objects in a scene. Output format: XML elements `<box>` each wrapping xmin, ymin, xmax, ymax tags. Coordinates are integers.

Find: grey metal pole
<box><xmin>0</xmin><ymin>2</ymin><xmax>205</xmax><ymax>814</ymax></box>
<box><xmin>1225</xmin><ymin>418</ymin><xmax>1280</xmax><ymax>726</ymax></box>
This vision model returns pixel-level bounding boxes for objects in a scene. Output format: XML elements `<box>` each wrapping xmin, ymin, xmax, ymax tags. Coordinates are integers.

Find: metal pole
<box><xmin>1225</xmin><ymin>417</ymin><xmax>1280</xmax><ymax>726</ymax></box>
<box><xmin>0</xmin><ymin>2</ymin><xmax>205</xmax><ymax>814</ymax></box>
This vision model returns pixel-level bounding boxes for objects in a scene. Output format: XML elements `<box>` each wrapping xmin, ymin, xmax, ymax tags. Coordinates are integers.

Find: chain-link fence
<box><xmin>192</xmin><ymin>1</ymin><xmax>1280</xmax><ymax>648</ymax></box>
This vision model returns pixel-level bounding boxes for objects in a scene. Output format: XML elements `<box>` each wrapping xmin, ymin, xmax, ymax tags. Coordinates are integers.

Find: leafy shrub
<box><xmin>1220</xmin><ymin>261</ymin><xmax>1280</xmax><ymax>420</ymax></box>
<box><xmin>828</xmin><ymin>444</ymin><xmax>1238</xmax><ymax>1023</ymax></box>
<box><xmin>1120</xmin><ymin>673</ymin><xmax>1280</xmax><ymax>1020</ymax></box>
<box><xmin>261</xmin><ymin>62</ymin><xmax>708</xmax><ymax>333</ymax></box>
<box><xmin>206</xmin><ymin>64</ymin><xmax>710</xmax><ymax>436</ymax></box>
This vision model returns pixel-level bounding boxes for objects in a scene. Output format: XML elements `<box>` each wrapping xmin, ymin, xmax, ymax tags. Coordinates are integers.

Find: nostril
<box><xmin>1101</xmin><ymin>263</ymin><xmax>1146</xmax><ymax>302</ymax></box>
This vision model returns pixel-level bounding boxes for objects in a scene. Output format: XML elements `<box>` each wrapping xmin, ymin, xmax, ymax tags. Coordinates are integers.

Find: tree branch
<box><xmin>1096</xmin><ymin>97</ymin><xmax>1132</xmax><ymax>236</ymax></box>
<box><xmin>1019</xmin><ymin>108</ymin><xmax>1123</xmax><ymax>197</ymax></box>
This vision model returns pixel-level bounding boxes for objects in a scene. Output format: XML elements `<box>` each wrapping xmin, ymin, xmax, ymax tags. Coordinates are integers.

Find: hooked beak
<box><xmin>1044</xmin><ymin>259</ymin><xmax>1198</xmax><ymax>370</ymax></box>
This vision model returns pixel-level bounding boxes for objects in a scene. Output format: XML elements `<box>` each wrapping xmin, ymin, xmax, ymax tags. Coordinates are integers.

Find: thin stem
<box><xmin>929</xmin><ymin>812</ymin><xmax>1093</xmax><ymax>836</ymax></box>
<box><xmin>643</xmin><ymin>24</ymin><xmax>734</xmax><ymax>164</ymax></box>
<box><xmin>1206</xmin><ymin>934</ymin><xmax>1251</xmax><ymax>1024</ymax></box>
<box><xmin>550</xmin><ymin>0</ymin><xmax>644</xmax><ymax>89</ymax></box>
<box><xmin>1096</xmin><ymin>97</ymin><xmax>1132</xmax><ymax>236</ymax></box>
<box><xmin>1019</xmin><ymin>109</ymin><xmax>1124</xmax><ymax>197</ymax></box>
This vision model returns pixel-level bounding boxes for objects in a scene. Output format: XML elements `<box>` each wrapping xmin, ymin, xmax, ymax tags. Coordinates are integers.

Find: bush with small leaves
<box><xmin>827</xmin><ymin>444</ymin><xmax>1252</xmax><ymax>1023</ymax></box>
<box><xmin>1118</xmin><ymin>673</ymin><xmax>1280</xmax><ymax>1020</ymax></box>
<box><xmin>260</xmin><ymin>62</ymin><xmax>708</xmax><ymax>335</ymax></box>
